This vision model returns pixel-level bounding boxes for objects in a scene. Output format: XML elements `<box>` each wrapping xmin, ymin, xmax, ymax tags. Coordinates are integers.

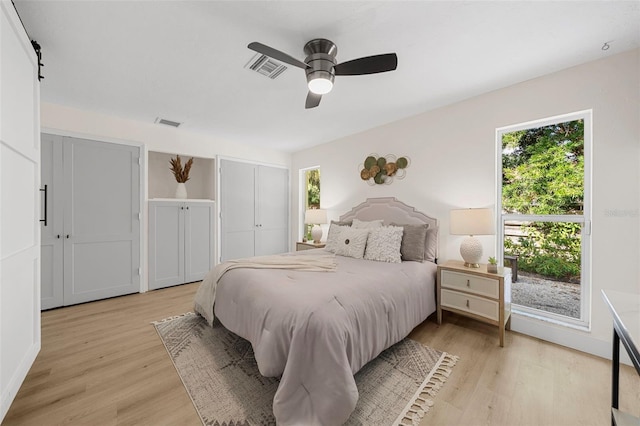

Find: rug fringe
<box><xmin>392</xmin><ymin>352</ymin><xmax>460</xmax><ymax>426</ymax></box>
<box><xmin>151</xmin><ymin>311</ymin><xmax>196</xmax><ymax>325</ymax></box>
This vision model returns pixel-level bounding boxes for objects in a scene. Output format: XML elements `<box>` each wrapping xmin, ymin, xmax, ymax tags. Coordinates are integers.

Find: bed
<box><xmin>194</xmin><ymin>197</ymin><xmax>439</xmax><ymax>425</ymax></box>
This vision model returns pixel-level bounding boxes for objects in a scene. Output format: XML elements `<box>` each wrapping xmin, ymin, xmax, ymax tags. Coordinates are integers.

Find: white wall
<box><xmin>41</xmin><ymin>102</ymin><xmax>291</xmax><ymax>168</ymax></box>
<box><xmin>292</xmin><ymin>48</ymin><xmax>640</xmax><ymax>360</ymax></box>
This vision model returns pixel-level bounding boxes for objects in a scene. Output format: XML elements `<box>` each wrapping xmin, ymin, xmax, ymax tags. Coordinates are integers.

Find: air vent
<box><xmin>154</xmin><ymin>117</ymin><xmax>181</xmax><ymax>128</ymax></box>
<box><xmin>245</xmin><ymin>53</ymin><xmax>287</xmax><ymax>79</ymax></box>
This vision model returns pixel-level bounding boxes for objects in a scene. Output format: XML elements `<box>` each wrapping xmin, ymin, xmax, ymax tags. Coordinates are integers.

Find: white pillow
<box><xmin>325</xmin><ymin>223</ymin><xmax>350</xmax><ymax>253</ymax></box>
<box><xmin>334</xmin><ymin>228</ymin><xmax>370</xmax><ymax>259</ymax></box>
<box><xmin>352</xmin><ymin>218</ymin><xmax>384</xmax><ymax>229</ymax></box>
<box><xmin>364</xmin><ymin>226</ymin><xmax>403</xmax><ymax>263</ymax></box>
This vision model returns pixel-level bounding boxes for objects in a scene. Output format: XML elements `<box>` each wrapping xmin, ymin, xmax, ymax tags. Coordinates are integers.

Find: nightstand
<box><xmin>437</xmin><ymin>260</ymin><xmax>512</xmax><ymax>347</ymax></box>
<box><xmin>296</xmin><ymin>241</ymin><xmax>326</xmax><ymax>251</ymax></box>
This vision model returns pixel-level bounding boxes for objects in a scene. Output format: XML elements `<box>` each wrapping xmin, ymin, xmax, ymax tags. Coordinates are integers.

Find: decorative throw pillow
<box><xmin>364</xmin><ymin>226</ymin><xmax>403</xmax><ymax>263</ymax></box>
<box><xmin>325</xmin><ymin>223</ymin><xmax>349</xmax><ymax>253</ymax></box>
<box><xmin>390</xmin><ymin>223</ymin><xmax>429</xmax><ymax>262</ymax></box>
<box><xmin>334</xmin><ymin>228</ymin><xmax>370</xmax><ymax>259</ymax></box>
<box><xmin>352</xmin><ymin>218</ymin><xmax>384</xmax><ymax>229</ymax></box>
<box><xmin>331</xmin><ymin>219</ymin><xmax>352</xmax><ymax>227</ymax></box>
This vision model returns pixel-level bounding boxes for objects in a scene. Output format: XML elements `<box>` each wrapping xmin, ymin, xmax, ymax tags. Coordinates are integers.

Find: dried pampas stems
<box><xmin>169</xmin><ymin>155</ymin><xmax>194</xmax><ymax>183</ymax></box>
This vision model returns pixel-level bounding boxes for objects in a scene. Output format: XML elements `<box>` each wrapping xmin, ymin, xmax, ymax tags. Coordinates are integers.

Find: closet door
<box><xmin>220</xmin><ymin>159</ymin><xmax>256</xmax><ymax>261</ymax></box>
<box><xmin>148</xmin><ymin>201</ymin><xmax>185</xmax><ymax>290</ymax></box>
<box><xmin>62</xmin><ymin>137</ymin><xmax>140</xmax><ymax>305</ymax></box>
<box><xmin>40</xmin><ymin>134</ymin><xmax>63</xmax><ymax>309</ymax></box>
<box><xmin>255</xmin><ymin>166</ymin><xmax>289</xmax><ymax>256</ymax></box>
<box><xmin>184</xmin><ymin>201</ymin><xmax>215</xmax><ymax>282</ymax></box>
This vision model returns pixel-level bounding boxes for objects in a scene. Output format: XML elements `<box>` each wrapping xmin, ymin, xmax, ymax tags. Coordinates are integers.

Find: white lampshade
<box><xmin>305</xmin><ymin>209</ymin><xmax>327</xmax><ymax>244</ymax></box>
<box><xmin>304</xmin><ymin>209</ymin><xmax>327</xmax><ymax>225</ymax></box>
<box><xmin>450</xmin><ymin>208</ymin><xmax>495</xmax><ymax>236</ymax></box>
<box><xmin>450</xmin><ymin>208</ymin><xmax>495</xmax><ymax>268</ymax></box>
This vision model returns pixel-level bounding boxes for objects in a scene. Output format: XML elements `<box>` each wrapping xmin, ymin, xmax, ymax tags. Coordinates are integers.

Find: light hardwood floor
<box><xmin>4</xmin><ymin>282</ymin><xmax>638</xmax><ymax>425</ymax></box>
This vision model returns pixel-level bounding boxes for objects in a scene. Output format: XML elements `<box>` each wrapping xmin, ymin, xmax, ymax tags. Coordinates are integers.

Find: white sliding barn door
<box><xmin>0</xmin><ymin>1</ymin><xmax>41</xmax><ymax>421</ymax></box>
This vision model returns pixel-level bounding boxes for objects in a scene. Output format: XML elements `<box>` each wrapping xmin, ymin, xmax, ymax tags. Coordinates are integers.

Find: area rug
<box><xmin>153</xmin><ymin>313</ymin><xmax>458</xmax><ymax>426</ymax></box>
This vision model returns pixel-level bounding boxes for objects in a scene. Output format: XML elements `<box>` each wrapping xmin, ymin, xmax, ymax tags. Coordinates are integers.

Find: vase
<box><xmin>487</xmin><ymin>264</ymin><xmax>498</xmax><ymax>273</ymax></box>
<box><xmin>175</xmin><ymin>182</ymin><xmax>187</xmax><ymax>199</ymax></box>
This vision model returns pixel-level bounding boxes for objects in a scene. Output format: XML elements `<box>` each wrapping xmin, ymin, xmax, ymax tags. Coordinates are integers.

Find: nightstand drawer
<box><xmin>441</xmin><ymin>270</ymin><xmax>499</xmax><ymax>299</ymax></box>
<box><xmin>441</xmin><ymin>289</ymin><xmax>499</xmax><ymax>321</ymax></box>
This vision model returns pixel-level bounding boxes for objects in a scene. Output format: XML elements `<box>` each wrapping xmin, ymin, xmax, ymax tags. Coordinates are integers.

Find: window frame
<box><xmin>298</xmin><ymin>166</ymin><xmax>321</xmax><ymax>241</ymax></box>
<box><xmin>496</xmin><ymin>110</ymin><xmax>592</xmax><ymax>329</ymax></box>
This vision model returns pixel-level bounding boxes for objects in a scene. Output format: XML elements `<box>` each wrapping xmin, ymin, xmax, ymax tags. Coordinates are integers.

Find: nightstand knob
<box><xmin>466</xmin><ymin>299</ymin><xmax>470</xmax><ymax>308</ymax></box>
<box><xmin>466</xmin><ymin>279</ymin><xmax>470</xmax><ymax>287</ymax></box>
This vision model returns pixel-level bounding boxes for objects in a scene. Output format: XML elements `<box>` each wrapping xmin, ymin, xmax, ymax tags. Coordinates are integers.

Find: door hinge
<box><xmin>137</xmin><ymin>267</ymin><xmax>142</xmax><ymax>276</ymax></box>
<box><xmin>138</xmin><ymin>212</ymin><xmax>142</xmax><ymax>220</ymax></box>
<box><xmin>583</xmin><ymin>220</ymin><xmax>592</xmax><ymax>236</ymax></box>
<box><xmin>137</xmin><ymin>157</ymin><xmax>142</xmax><ymax>166</ymax></box>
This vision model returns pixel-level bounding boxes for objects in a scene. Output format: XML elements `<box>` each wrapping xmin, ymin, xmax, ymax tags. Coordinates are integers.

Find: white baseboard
<box><xmin>1</xmin><ymin>341</ymin><xmax>40</xmax><ymax>422</ymax></box>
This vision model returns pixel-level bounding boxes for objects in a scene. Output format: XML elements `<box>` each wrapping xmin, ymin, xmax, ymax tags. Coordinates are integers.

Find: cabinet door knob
<box><xmin>466</xmin><ymin>299</ymin><xmax>470</xmax><ymax>308</ymax></box>
<box><xmin>56</xmin><ymin>234</ymin><xmax>61</xmax><ymax>239</ymax></box>
<box><xmin>466</xmin><ymin>279</ymin><xmax>470</xmax><ymax>287</ymax></box>
<box><xmin>181</xmin><ymin>206</ymin><xmax>184</xmax><ymax>210</ymax></box>
<box><xmin>66</xmin><ymin>235</ymin><xmax>70</xmax><ymax>239</ymax></box>
<box><xmin>186</xmin><ymin>206</ymin><xmax>189</xmax><ymax>210</ymax></box>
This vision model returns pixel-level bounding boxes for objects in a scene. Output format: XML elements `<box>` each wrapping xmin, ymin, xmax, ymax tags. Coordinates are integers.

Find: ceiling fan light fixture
<box><xmin>307</xmin><ymin>71</ymin><xmax>334</xmax><ymax>95</ymax></box>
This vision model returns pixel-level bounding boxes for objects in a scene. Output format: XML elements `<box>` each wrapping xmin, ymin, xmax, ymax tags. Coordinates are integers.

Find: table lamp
<box><xmin>450</xmin><ymin>208</ymin><xmax>495</xmax><ymax>268</ymax></box>
<box><xmin>305</xmin><ymin>209</ymin><xmax>327</xmax><ymax>243</ymax></box>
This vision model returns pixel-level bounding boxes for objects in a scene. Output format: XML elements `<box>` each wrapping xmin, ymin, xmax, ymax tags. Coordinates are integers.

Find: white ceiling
<box><xmin>14</xmin><ymin>1</ymin><xmax>640</xmax><ymax>152</ymax></box>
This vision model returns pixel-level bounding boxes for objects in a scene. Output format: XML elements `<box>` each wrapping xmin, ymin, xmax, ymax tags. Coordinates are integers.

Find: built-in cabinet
<box><xmin>220</xmin><ymin>159</ymin><xmax>289</xmax><ymax>261</ymax></box>
<box><xmin>148</xmin><ymin>200</ymin><xmax>215</xmax><ymax>290</ymax></box>
<box><xmin>40</xmin><ymin>134</ymin><xmax>142</xmax><ymax>309</ymax></box>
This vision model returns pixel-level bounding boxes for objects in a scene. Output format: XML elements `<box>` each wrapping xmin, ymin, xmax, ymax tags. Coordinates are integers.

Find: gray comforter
<box><xmin>196</xmin><ymin>249</ymin><xmax>437</xmax><ymax>425</ymax></box>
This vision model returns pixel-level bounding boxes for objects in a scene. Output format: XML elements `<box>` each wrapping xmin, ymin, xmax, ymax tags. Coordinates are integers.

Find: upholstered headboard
<box><xmin>339</xmin><ymin>197</ymin><xmax>439</xmax><ymax>262</ymax></box>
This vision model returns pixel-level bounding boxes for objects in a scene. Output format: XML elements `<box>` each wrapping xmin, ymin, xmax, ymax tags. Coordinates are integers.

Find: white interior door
<box><xmin>0</xmin><ymin>2</ymin><xmax>41</xmax><ymax>420</ymax></box>
<box><xmin>40</xmin><ymin>134</ymin><xmax>63</xmax><ymax>309</ymax></box>
<box><xmin>220</xmin><ymin>159</ymin><xmax>256</xmax><ymax>261</ymax></box>
<box><xmin>255</xmin><ymin>166</ymin><xmax>289</xmax><ymax>256</ymax></box>
<box><xmin>62</xmin><ymin>137</ymin><xmax>140</xmax><ymax>305</ymax></box>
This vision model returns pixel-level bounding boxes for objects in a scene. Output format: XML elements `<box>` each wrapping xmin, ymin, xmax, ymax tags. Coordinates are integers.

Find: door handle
<box><xmin>66</xmin><ymin>235</ymin><xmax>70</xmax><ymax>239</ymax></box>
<box><xmin>39</xmin><ymin>184</ymin><xmax>48</xmax><ymax>226</ymax></box>
<box><xmin>57</xmin><ymin>235</ymin><xmax>61</xmax><ymax>239</ymax></box>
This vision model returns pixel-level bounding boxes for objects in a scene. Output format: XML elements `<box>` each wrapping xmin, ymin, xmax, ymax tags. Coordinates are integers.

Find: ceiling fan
<box><xmin>248</xmin><ymin>39</ymin><xmax>398</xmax><ymax>109</ymax></box>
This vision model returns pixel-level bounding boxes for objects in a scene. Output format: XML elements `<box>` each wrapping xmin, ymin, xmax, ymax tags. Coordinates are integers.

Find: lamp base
<box><xmin>311</xmin><ymin>224</ymin><xmax>323</xmax><ymax>244</ymax></box>
<box><xmin>460</xmin><ymin>236</ymin><xmax>483</xmax><ymax>268</ymax></box>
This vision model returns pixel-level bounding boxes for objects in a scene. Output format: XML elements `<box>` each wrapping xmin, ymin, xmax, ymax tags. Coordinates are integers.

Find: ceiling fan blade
<box><xmin>305</xmin><ymin>92</ymin><xmax>322</xmax><ymax>109</ymax></box>
<box><xmin>334</xmin><ymin>53</ymin><xmax>397</xmax><ymax>76</ymax></box>
<box><xmin>248</xmin><ymin>42</ymin><xmax>308</xmax><ymax>69</ymax></box>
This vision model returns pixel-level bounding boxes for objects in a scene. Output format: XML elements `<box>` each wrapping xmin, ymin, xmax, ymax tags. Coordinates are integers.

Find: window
<box><xmin>497</xmin><ymin>111</ymin><xmax>591</xmax><ymax>328</ymax></box>
<box><xmin>300</xmin><ymin>167</ymin><xmax>320</xmax><ymax>241</ymax></box>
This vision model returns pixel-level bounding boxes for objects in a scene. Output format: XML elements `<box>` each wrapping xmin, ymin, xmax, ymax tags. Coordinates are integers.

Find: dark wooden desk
<box><xmin>601</xmin><ymin>290</ymin><xmax>640</xmax><ymax>426</ymax></box>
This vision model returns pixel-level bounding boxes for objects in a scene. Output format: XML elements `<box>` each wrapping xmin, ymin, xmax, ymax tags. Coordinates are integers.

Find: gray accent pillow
<box><xmin>390</xmin><ymin>223</ymin><xmax>429</xmax><ymax>262</ymax></box>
